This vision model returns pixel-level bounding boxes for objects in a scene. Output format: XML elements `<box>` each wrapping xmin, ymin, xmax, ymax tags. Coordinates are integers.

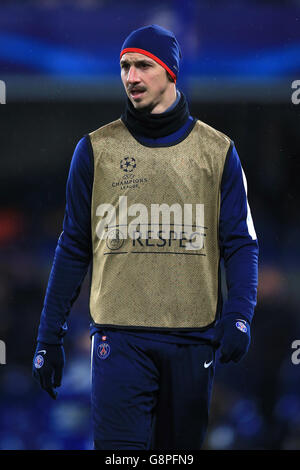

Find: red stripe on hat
<box><xmin>120</xmin><ymin>48</ymin><xmax>176</xmax><ymax>83</ymax></box>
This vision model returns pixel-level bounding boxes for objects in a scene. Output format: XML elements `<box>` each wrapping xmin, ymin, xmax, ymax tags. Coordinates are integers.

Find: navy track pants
<box><xmin>91</xmin><ymin>330</ymin><xmax>215</xmax><ymax>450</ymax></box>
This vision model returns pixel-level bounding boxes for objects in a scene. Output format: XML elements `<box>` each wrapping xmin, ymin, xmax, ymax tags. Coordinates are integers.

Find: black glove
<box><xmin>32</xmin><ymin>342</ymin><xmax>65</xmax><ymax>399</ymax></box>
<box><xmin>212</xmin><ymin>314</ymin><xmax>251</xmax><ymax>363</ymax></box>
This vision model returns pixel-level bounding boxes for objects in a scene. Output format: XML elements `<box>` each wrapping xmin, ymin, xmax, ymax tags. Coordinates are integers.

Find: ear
<box><xmin>166</xmin><ymin>70</ymin><xmax>174</xmax><ymax>83</ymax></box>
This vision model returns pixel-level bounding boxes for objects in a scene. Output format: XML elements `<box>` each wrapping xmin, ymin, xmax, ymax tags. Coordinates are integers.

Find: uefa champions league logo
<box><xmin>120</xmin><ymin>157</ymin><xmax>137</xmax><ymax>173</ymax></box>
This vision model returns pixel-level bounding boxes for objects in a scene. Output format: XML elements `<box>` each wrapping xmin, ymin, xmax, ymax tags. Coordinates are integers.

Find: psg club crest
<box><xmin>34</xmin><ymin>354</ymin><xmax>44</xmax><ymax>369</ymax></box>
<box><xmin>236</xmin><ymin>321</ymin><xmax>248</xmax><ymax>333</ymax></box>
<box><xmin>97</xmin><ymin>342</ymin><xmax>111</xmax><ymax>360</ymax></box>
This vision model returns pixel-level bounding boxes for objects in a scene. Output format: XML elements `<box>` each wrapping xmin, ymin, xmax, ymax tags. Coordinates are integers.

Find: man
<box><xmin>33</xmin><ymin>25</ymin><xmax>259</xmax><ymax>450</ymax></box>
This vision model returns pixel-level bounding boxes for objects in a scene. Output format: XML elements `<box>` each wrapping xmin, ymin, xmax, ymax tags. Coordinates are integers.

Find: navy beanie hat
<box><xmin>120</xmin><ymin>24</ymin><xmax>182</xmax><ymax>83</ymax></box>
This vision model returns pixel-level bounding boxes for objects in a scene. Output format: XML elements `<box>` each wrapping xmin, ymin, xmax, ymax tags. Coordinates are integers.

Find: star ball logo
<box><xmin>0</xmin><ymin>81</ymin><xmax>6</xmax><ymax>104</ymax></box>
<box><xmin>112</xmin><ymin>156</ymin><xmax>147</xmax><ymax>191</ymax></box>
<box><xmin>120</xmin><ymin>156</ymin><xmax>137</xmax><ymax>173</ymax></box>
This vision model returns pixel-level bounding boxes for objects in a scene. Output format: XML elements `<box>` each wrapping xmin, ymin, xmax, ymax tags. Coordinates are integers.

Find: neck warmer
<box><xmin>121</xmin><ymin>90</ymin><xmax>190</xmax><ymax>139</ymax></box>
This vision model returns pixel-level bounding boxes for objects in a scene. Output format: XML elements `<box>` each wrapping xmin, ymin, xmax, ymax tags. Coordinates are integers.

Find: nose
<box><xmin>127</xmin><ymin>66</ymin><xmax>140</xmax><ymax>84</ymax></box>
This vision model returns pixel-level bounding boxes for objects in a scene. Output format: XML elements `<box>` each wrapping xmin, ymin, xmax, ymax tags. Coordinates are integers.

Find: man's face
<box><xmin>120</xmin><ymin>52</ymin><xmax>172</xmax><ymax>113</ymax></box>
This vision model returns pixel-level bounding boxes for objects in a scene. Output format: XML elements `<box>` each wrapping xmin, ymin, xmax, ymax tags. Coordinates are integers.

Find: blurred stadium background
<box><xmin>1</xmin><ymin>0</ymin><xmax>300</xmax><ymax>450</ymax></box>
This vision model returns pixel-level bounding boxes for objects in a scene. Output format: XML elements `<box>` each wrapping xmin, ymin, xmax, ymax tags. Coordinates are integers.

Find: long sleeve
<box><xmin>37</xmin><ymin>135</ymin><xmax>94</xmax><ymax>344</ymax></box>
<box><xmin>219</xmin><ymin>142</ymin><xmax>259</xmax><ymax>324</ymax></box>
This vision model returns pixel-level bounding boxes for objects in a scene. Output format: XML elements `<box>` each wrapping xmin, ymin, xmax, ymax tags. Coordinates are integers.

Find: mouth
<box><xmin>129</xmin><ymin>88</ymin><xmax>146</xmax><ymax>100</ymax></box>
